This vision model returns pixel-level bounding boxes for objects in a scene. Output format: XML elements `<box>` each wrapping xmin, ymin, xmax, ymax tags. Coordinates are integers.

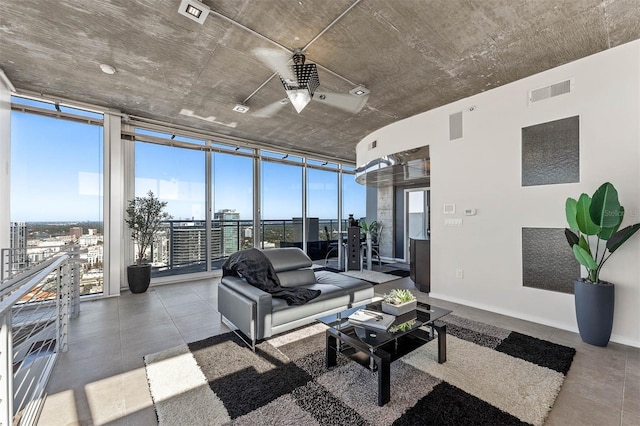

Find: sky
<box><xmin>10</xmin><ymin>98</ymin><xmax>366</xmax><ymax>222</ymax></box>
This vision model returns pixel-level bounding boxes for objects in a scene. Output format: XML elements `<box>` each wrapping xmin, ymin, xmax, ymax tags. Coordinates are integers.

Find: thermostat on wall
<box><xmin>443</xmin><ymin>204</ymin><xmax>456</xmax><ymax>214</ymax></box>
<box><xmin>464</xmin><ymin>208</ymin><xmax>477</xmax><ymax>216</ymax></box>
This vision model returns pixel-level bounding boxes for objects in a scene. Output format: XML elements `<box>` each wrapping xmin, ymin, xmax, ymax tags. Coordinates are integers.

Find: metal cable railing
<box><xmin>0</xmin><ymin>248</ymin><xmax>30</xmax><ymax>283</ymax></box>
<box><xmin>0</xmin><ymin>254</ymin><xmax>76</xmax><ymax>426</ymax></box>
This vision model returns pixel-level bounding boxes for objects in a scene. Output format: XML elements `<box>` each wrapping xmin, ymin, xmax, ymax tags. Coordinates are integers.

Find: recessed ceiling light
<box><xmin>185</xmin><ymin>5</ymin><xmax>202</xmax><ymax>18</ymax></box>
<box><xmin>232</xmin><ymin>104</ymin><xmax>250</xmax><ymax>113</ymax></box>
<box><xmin>349</xmin><ymin>85</ymin><xmax>370</xmax><ymax>97</ymax></box>
<box><xmin>178</xmin><ymin>0</ymin><xmax>210</xmax><ymax>24</ymax></box>
<box><xmin>99</xmin><ymin>63</ymin><xmax>116</xmax><ymax>75</ymax></box>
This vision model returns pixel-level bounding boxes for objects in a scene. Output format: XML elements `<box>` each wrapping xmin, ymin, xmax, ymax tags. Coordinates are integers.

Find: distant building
<box><xmin>78</xmin><ymin>235</ymin><xmax>99</xmax><ymax>246</ymax></box>
<box><xmin>150</xmin><ymin>230</ymin><xmax>170</xmax><ymax>266</ymax></box>
<box><xmin>9</xmin><ymin>221</ymin><xmax>28</xmax><ymax>271</ymax></box>
<box><xmin>87</xmin><ymin>245</ymin><xmax>103</xmax><ymax>265</ymax></box>
<box><xmin>214</xmin><ymin>209</ymin><xmax>240</xmax><ymax>257</ymax></box>
<box><xmin>171</xmin><ymin>225</ymin><xmax>205</xmax><ymax>267</ymax></box>
<box><xmin>69</xmin><ymin>227</ymin><xmax>83</xmax><ymax>239</ymax></box>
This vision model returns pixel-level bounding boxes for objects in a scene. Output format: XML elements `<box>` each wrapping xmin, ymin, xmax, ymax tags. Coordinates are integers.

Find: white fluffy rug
<box><xmin>145</xmin><ymin>315</ymin><xmax>576</xmax><ymax>425</ymax></box>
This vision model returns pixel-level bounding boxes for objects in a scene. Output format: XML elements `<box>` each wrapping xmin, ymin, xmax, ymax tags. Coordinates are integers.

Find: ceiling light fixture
<box><xmin>280</xmin><ymin>50</ymin><xmax>319</xmax><ymax>113</ymax></box>
<box><xmin>178</xmin><ymin>0</ymin><xmax>210</xmax><ymax>24</ymax></box>
<box><xmin>232</xmin><ymin>104</ymin><xmax>250</xmax><ymax>113</ymax></box>
<box><xmin>349</xmin><ymin>85</ymin><xmax>370</xmax><ymax>97</ymax></box>
<box><xmin>99</xmin><ymin>63</ymin><xmax>116</xmax><ymax>75</ymax></box>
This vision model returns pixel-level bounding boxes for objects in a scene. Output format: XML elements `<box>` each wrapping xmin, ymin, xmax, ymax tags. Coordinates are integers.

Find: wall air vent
<box><xmin>449</xmin><ymin>111</ymin><xmax>463</xmax><ymax>140</ymax></box>
<box><xmin>529</xmin><ymin>79</ymin><xmax>573</xmax><ymax>104</ymax></box>
<box><xmin>368</xmin><ymin>140</ymin><xmax>377</xmax><ymax>150</ymax></box>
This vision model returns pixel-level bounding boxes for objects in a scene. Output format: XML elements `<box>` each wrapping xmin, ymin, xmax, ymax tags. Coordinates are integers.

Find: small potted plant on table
<box><xmin>124</xmin><ymin>191</ymin><xmax>172</xmax><ymax>293</ymax></box>
<box><xmin>381</xmin><ymin>289</ymin><xmax>417</xmax><ymax>316</ymax></box>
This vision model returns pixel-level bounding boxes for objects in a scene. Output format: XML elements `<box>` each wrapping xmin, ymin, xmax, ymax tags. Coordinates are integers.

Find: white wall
<box><xmin>0</xmin><ymin>71</ymin><xmax>13</xmax><ymax>251</ymax></box>
<box><xmin>356</xmin><ymin>40</ymin><xmax>640</xmax><ymax>347</ymax></box>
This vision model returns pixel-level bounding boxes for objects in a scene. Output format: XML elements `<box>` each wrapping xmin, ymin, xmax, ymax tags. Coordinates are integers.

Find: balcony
<box><xmin>145</xmin><ymin>219</ymin><xmax>348</xmax><ymax>277</ymax></box>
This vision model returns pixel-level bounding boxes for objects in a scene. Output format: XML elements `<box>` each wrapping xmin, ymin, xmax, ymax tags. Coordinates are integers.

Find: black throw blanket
<box><xmin>222</xmin><ymin>248</ymin><xmax>321</xmax><ymax>306</ymax></box>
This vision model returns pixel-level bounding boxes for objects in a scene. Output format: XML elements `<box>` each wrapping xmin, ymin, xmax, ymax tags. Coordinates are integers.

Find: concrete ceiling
<box><xmin>1</xmin><ymin>0</ymin><xmax>638</xmax><ymax>162</ymax></box>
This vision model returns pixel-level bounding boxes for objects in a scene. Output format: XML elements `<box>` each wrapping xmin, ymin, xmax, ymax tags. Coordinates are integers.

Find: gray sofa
<box><xmin>218</xmin><ymin>247</ymin><xmax>374</xmax><ymax>349</ymax></box>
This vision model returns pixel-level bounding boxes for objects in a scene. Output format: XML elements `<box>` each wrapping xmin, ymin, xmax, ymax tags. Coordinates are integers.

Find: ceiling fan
<box><xmin>250</xmin><ymin>47</ymin><xmax>370</xmax><ymax>118</ymax></box>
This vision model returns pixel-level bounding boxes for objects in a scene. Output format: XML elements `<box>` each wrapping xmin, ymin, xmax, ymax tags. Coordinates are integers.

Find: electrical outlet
<box><xmin>455</xmin><ymin>268</ymin><xmax>464</xmax><ymax>279</ymax></box>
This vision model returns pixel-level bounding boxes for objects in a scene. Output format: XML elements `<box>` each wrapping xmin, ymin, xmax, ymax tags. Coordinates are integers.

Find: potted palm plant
<box><xmin>124</xmin><ymin>191</ymin><xmax>172</xmax><ymax>293</ymax></box>
<box><xmin>565</xmin><ymin>182</ymin><xmax>640</xmax><ymax>346</ymax></box>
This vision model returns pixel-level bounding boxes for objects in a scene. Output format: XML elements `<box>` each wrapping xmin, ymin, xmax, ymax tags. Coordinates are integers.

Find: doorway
<box><xmin>404</xmin><ymin>188</ymin><xmax>429</xmax><ymax>262</ymax></box>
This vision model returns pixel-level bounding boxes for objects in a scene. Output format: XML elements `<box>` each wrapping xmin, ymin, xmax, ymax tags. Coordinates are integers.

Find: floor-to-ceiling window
<box><xmin>307</xmin><ymin>160</ymin><xmax>339</xmax><ymax>260</ymax></box>
<box><xmin>342</xmin><ymin>166</ymin><xmax>366</xmax><ymax>226</ymax></box>
<box><xmin>211</xmin><ymin>149</ymin><xmax>254</xmax><ymax>268</ymax></box>
<box><xmin>260</xmin><ymin>152</ymin><xmax>303</xmax><ymax>249</ymax></box>
<box><xmin>134</xmin><ymin>131</ymin><xmax>206</xmax><ymax>277</ymax></box>
<box><xmin>10</xmin><ymin>97</ymin><xmax>104</xmax><ymax>295</ymax></box>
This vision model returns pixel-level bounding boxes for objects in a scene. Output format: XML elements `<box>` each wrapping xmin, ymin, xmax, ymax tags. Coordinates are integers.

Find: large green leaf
<box><xmin>564</xmin><ymin>228</ymin><xmax>579</xmax><ymax>249</ymax></box>
<box><xmin>578</xmin><ymin>235</ymin><xmax>591</xmax><ymax>256</ymax></box>
<box><xmin>565</xmin><ymin>198</ymin><xmax>579</xmax><ymax>231</ymax></box>
<box><xmin>606</xmin><ymin>223</ymin><xmax>640</xmax><ymax>253</ymax></box>
<box><xmin>590</xmin><ymin>182</ymin><xmax>622</xmax><ymax>229</ymax></box>
<box><xmin>576</xmin><ymin>194</ymin><xmax>600</xmax><ymax>235</ymax></box>
<box><xmin>598</xmin><ymin>206</ymin><xmax>623</xmax><ymax>240</ymax></box>
<box><xmin>573</xmin><ymin>245</ymin><xmax>598</xmax><ymax>270</ymax></box>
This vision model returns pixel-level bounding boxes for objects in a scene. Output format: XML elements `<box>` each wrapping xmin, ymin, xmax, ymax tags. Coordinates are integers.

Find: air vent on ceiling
<box><xmin>529</xmin><ymin>79</ymin><xmax>573</xmax><ymax>104</ymax></box>
<box><xmin>368</xmin><ymin>140</ymin><xmax>377</xmax><ymax>150</ymax></box>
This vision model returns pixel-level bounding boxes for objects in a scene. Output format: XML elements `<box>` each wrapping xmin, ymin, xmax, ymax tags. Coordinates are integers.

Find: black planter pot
<box><xmin>127</xmin><ymin>264</ymin><xmax>151</xmax><ymax>294</ymax></box>
<box><xmin>574</xmin><ymin>279</ymin><xmax>615</xmax><ymax>347</ymax></box>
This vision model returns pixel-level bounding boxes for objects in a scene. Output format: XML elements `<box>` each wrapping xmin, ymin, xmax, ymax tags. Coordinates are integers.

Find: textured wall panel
<box><xmin>522</xmin><ymin>116</ymin><xmax>579</xmax><ymax>186</ymax></box>
<box><xmin>522</xmin><ymin>227</ymin><xmax>580</xmax><ymax>294</ymax></box>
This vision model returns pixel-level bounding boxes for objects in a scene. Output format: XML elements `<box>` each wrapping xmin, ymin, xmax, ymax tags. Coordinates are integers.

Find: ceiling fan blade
<box><xmin>314</xmin><ymin>91</ymin><xmax>369</xmax><ymax>114</ymax></box>
<box><xmin>252</xmin><ymin>98</ymin><xmax>290</xmax><ymax>118</ymax></box>
<box><xmin>251</xmin><ymin>48</ymin><xmax>296</xmax><ymax>84</ymax></box>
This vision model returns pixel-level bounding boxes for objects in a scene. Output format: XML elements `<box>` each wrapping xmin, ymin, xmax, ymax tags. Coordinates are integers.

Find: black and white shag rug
<box><xmin>144</xmin><ymin>316</ymin><xmax>575</xmax><ymax>425</ymax></box>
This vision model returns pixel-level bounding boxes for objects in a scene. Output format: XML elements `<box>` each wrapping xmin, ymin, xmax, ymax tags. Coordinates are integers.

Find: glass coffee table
<box><xmin>317</xmin><ymin>300</ymin><xmax>452</xmax><ymax>406</ymax></box>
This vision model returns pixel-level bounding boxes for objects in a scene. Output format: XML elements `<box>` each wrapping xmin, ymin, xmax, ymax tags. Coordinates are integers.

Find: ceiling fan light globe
<box><xmin>286</xmin><ymin>89</ymin><xmax>312</xmax><ymax>113</ymax></box>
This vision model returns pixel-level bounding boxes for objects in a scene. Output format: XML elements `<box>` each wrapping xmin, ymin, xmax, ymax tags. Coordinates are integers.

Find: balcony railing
<box><xmin>0</xmin><ymin>253</ymin><xmax>79</xmax><ymax>426</ymax></box>
<box><xmin>1</xmin><ymin>248</ymin><xmax>30</xmax><ymax>282</ymax></box>
<box><xmin>144</xmin><ymin>219</ymin><xmax>348</xmax><ymax>277</ymax></box>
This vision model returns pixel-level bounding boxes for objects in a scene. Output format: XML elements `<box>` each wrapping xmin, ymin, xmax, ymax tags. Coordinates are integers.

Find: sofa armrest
<box><xmin>218</xmin><ymin>276</ymin><xmax>273</xmax><ymax>340</ymax></box>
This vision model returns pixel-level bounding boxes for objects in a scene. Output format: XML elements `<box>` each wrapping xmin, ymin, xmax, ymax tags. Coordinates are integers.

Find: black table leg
<box><xmin>326</xmin><ymin>330</ymin><xmax>337</xmax><ymax>367</ymax></box>
<box><xmin>375</xmin><ymin>350</ymin><xmax>391</xmax><ymax>406</ymax></box>
<box><xmin>432</xmin><ymin>322</ymin><xmax>447</xmax><ymax>363</ymax></box>
<box><xmin>326</xmin><ymin>328</ymin><xmax>391</xmax><ymax>406</ymax></box>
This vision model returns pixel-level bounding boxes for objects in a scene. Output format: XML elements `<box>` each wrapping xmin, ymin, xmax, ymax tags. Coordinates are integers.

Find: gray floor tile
<box><xmin>119</xmin><ymin>320</ymin><xmax>181</xmax><ymax>349</ymax></box>
<box><xmin>119</xmin><ymin>309</ymin><xmax>174</xmax><ymax>332</ymax></box>
<box><xmin>546</xmin><ymin>387</ymin><xmax>622</xmax><ymax>425</ymax></box>
<box><xmin>165</xmin><ymin>299</ymin><xmax>215</xmax><ymax>319</ymax></box>
<box><xmin>622</xmin><ymin>411</ymin><xmax>640</xmax><ymax>426</ymax></box>
<box><xmin>623</xmin><ymin>372</ymin><xmax>640</xmax><ymax>417</ymax></box>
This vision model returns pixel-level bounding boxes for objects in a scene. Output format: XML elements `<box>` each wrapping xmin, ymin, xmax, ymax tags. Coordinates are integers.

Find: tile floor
<box><xmin>38</xmin><ymin>275</ymin><xmax>639</xmax><ymax>425</ymax></box>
